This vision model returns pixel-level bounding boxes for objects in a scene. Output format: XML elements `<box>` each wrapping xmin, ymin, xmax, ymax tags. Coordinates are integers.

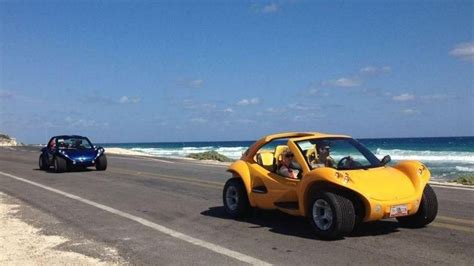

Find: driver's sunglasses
<box><xmin>285</xmin><ymin>153</ymin><xmax>294</xmax><ymax>158</ymax></box>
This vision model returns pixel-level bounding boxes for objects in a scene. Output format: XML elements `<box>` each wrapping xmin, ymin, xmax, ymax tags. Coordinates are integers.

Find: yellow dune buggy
<box><xmin>223</xmin><ymin>132</ymin><xmax>438</xmax><ymax>239</ymax></box>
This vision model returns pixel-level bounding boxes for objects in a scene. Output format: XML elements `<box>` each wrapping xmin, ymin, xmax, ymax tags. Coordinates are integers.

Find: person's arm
<box><xmin>326</xmin><ymin>156</ymin><xmax>335</xmax><ymax>168</ymax></box>
<box><xmin>277</xmin><ymin>165</ymin><xmax>290</xmax><ymax>177</ymax></box>
<box><xmin>278</xmin><ymin>165</ymin><xmax>297</xmax><ymax>178</ymax></box>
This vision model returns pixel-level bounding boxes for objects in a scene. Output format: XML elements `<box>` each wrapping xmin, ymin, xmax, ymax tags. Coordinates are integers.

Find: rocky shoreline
<box><xmin>0</xmin><ymin>133</ymin><xmax>21</xmax><ymax>147</ymax></box>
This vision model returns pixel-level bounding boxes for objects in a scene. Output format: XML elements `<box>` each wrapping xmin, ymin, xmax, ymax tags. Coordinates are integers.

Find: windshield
<box><xmin>296</xmin><ymin>138</ymin><xmax>381</xmax><ymax>170</ymax></box>
<box><xmin>56</xmin><ymin>137</ymin><xmax>93</xmax><ymax>150</ymax></box>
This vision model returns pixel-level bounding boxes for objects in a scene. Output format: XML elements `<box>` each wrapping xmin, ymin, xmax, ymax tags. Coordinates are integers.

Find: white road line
<box><xmin>0</xmin><ymin>171</ymin><xmax>271</xmax><ymax>266</ymax></box>
<box><xmin>429</xmin><ymin>184</ymin><xmax>474</xmax><ymax>191</ymax></box>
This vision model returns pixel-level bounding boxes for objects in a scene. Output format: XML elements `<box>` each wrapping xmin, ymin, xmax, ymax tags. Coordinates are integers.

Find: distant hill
<box><xmin>0</xmin><ymin>133</ymin><xmax>21</xmax><ymax>146</ymax></box>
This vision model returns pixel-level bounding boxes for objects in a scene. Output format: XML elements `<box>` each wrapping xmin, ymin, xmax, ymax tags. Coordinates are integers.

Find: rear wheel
<box><xmin>53</xmin><ymin>156</ymin><xmax>67</xmax><ymax>173</ymax></box>
<box><xmin>307</xmin><ymin>190</ymin><xmax>355</xmax><ymax>240</ymax></box>
<box><xmin>95</xmin><ymin>154</ymin><xmax>107</xmax><ymax>171</ymax></box>
<box><xmin>223</xmin><ymin>178</ymin><xmax>250</xmax><ymax>218</ymax></box>
<box><xmin>397</xmin><ymin>184</ymin><xmax>438</xmax><ymax>228</ymax></box>
<box><xmin>39</xmin><ymin>154</ymin><xmax>49</xmax><ymax>170</ymax></box>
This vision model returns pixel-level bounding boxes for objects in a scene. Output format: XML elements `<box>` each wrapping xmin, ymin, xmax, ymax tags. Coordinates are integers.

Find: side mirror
<box><xmin>381</xmin><ymin>155</ymin><xmax>391</xmax><ymax>165</ymax></box>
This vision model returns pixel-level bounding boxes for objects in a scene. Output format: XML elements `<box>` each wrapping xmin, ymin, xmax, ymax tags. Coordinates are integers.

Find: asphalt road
<box><xmin>0</xmin><ymin>146</ymin><xmax>473</xmax><ymax>265</ymax></box>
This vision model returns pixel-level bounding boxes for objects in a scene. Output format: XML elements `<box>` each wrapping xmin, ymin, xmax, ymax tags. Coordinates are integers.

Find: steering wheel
<box><xmin>337</xmin><ymin>156</ymin><xmax>352</xmax><ymax>169</ymax></box>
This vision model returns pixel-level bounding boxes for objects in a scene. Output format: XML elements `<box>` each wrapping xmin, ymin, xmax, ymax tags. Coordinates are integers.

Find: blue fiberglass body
<box><xmin>39</xmin><ymin>135</ymin><xmax>107</xmax><ymax>172</ymax></box>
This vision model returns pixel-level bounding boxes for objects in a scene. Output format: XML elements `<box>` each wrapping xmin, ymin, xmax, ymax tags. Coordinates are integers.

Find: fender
<box><xmin>392</xmin><ymin>160</ymin><xmax>430</xmax><ymax>194</ymax></box>
<box><xmin>226</xmin><ymin>160</ymin><xmax>256</xmax><ymax>206</ymax></box>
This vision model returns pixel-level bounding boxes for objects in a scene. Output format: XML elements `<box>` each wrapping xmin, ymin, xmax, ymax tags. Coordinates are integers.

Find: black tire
<box><xmin>397</xmin><ymin>184</ymin><xmax>438</xmax><ymax>228</ymax></box>
<box><xmin>223</xmin><ymin>178</ymin><xmax>250</xmax><ymax>218</ymax></box>
<box><xmin>307</xmin><ymin>190</ymin><xmax>355</xmax><ymax>240</ymax></box>
<box><xmin>39</xmin><ymin>154</ymin><xmax>49</xmax><ymax>170</ymax></box>
<box><xmin>95</xmin><ymin>154</ymin><xmax>107</xmax><ymax>171</ymax></box>
<box><xmin>53</xmin><ymin>156</ymin><xmax>67</xmax><ymax>173</ymax></box>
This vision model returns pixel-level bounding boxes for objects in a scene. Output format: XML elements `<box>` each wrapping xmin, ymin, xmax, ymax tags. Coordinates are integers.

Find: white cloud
<box><xmin>262</xmin><ymin>3</ymin><xmax>279</xmax><ymax>13</ymax></box>
<box><xmin>449</xmin><ymin>42</ymin><xmax>474</xmax><ymax>61</ymax></box>
<box><xmin>189</xmin><ymin>79</ymin><xmax>204</xmax><ymax>88</ymax></box>
<box><xmin>308</xmin><ymin>88</ymin><xmax>319</xmax><ymax>95</ymax></box>
<box><xmin>288</xmin><ymin>103</ymin><xmax>313</xmax><ymax>111</ymax></box>
<box><xmin>237</xmin><ymin>98</ymin><xmax>260</xmax><ymax>106</ymax></box>
<box><xmin>190</xmin><ymin>117</ymin><xmax>207</xmax><ymax>124</ymax></box>
<box><xmin>401</xmin><ymin>109</ymin><xmax>420</xmax><ymax>115</ymax></box>
<box><xmin>181</xmin><ymin>99</ymin><xmax>216</xmax><ymax>112</ymax></box>
<box><xmin>322</xmin><ymin>77</ymin><xmax>361</xmax><ymax>88</ymax></box>
<box><xmin>420</xmin><ymin>94</ymin><xmax>454</xmax><ymax>101</ymax></box>
<box><xmin>119</xmin><ymin>96</ymin><xmax>141</xmax><ymax>104</ymax></box>
<box><xmin>393</xmin><ymin>93</ymin><xmax>415</xmax><ymax>101</ymax></box>
<box><xmin>0</xmin><ymin>90</ymin><xmax>15</xmax><ymax>99</ymax></box>
<box><xmin>65</xmin><ymin>116</ymin><xmax>102</xmax><ymax>127</ymax></box>
<box><xmin>223</xmin><ymin>108</ymin><xmax>234</xmax><ymax>113</ymax></box>
<box><xmin>359</xmin><ymin>66</ymin><xmax>392</xmax><ymax>75</ymax></box>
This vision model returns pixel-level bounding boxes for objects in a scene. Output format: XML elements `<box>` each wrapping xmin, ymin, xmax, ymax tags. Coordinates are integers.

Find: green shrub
<box><xmin>450</xmin><ymin>175</ymin><xmax>474</xmax><ymax>185</ymax></box>
<box><xmin>186</xmin><ymin>151</ymin><xmax>234</xmax><ymax>162</ymax></box>
<box><xmin>0</xmin><ymin>134</ymin><xmax>11</xmax><ymax>140</ymax></box>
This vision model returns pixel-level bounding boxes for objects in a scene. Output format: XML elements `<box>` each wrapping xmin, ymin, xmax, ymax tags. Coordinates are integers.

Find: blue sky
<box><xmin>1</xmin><ymin>1</ymin><xmax>473</xmax><ymax>144</ymax></box>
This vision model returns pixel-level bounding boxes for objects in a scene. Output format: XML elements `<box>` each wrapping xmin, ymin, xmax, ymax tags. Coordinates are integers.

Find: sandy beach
<box><xmin>0</xmin><ymin>192</ymin><xmax>124</xmax><ymax>265</ymax></box>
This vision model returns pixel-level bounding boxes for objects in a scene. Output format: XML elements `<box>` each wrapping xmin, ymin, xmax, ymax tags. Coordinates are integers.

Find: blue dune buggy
<box><xmin>39</xmin><ymin>135</ymin><xmax>107</xmax><ymax>173</ymax></box>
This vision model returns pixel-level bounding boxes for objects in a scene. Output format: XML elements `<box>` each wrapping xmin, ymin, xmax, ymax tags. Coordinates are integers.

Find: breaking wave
<box><xmin>375</xmin><ymin>148</ymin><xmax>474</xmax><ymax>164</ymax></box>
<box><xmin>130</xmin><ymin>146</ymin><xmax>247</xmax><ymax>159</ymax></box>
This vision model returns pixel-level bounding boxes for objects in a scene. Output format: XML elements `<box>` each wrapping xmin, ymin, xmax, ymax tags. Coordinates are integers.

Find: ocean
<box><xmin>101</xmin><ymin>136</ymin><xmax>474</xmax><ymax>181</ymax></box>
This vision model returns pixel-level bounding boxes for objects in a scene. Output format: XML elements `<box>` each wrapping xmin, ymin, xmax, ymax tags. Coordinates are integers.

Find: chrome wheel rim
<box><xmin>312</xmin><ymin>199</ymin><xmax>333</xmax><ymax>231</ymax></box>
<box><xmin>225</xmin><ymin>185</ymin><xmax>239</xmax><ymax>211</ymax></box>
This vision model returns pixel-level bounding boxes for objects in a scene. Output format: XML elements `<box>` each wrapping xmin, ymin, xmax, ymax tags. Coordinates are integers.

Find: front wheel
<box><xmin>397</xmin><ymin>184</ymin><xmax>438</xmax><ymax>228</ymax></box>
<box><xmin>53</xmin><ymin>156</ymin><xmax>67</xmax><ymax>173</ymax></box>
<box><xmin>95</xmin><ymin>154</ymin><xmax>107</xmax><ymax>171</ymax></box>
<box><xmin>307</xmin><ymin>190</ymin><xmax>355</xmax><ymax>240</ymax></box>
<box><xmin>223</xmin><ymin>178</ymin><xmax>250</xmax><ymax>218</ymax></box>
<box><xmin>39</xmin><ymin>154</ymin><xmax>49</xmax><ymax>170</ymax></box>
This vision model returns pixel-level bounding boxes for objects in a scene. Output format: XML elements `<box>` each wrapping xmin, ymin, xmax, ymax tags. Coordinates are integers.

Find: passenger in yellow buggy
<box><xmin>277</xmin><ymin>148</ymin><xmax>300</xmax><ymax>179</ymax></box>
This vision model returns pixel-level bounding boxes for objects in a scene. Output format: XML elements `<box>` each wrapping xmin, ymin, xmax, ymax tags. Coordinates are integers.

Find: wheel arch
<box><xmin>302</xmin><ymin>181</ymin><xmax>368</xmax><ymax>221</ymax></box>
<box><xmin>226</xmin><ymin>160</ymin><xmax>255</xmax><ymax>206</ymax></box>
<box><xmin>392</xmin><ymin>161</ymin><xmax>430</xmax><ymax>193</ymax></box>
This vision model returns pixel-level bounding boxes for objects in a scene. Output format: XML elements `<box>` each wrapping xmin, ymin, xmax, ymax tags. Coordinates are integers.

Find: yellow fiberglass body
<box><xmin>222</xmin><ymin>132</ymin><xmax>438</xmax><ymax>240</ymax></box>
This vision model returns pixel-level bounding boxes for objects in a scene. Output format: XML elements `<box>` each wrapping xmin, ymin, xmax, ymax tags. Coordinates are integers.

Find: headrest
<box><xmin>306</xmin><ymin>146</ymin><xmax>316</xmax><ymax>161</ymax></box>
<box><xmin>257</xmin><ymin>151</ymin><xmax>274</xmax><ymax>166</ymax></box>
<box><xmin>274</xmin><ymin>145</ymin><xmax>289</xmax><ymax>162</ymax></box>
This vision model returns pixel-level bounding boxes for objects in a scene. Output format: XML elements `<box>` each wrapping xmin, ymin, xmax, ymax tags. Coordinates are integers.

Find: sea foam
<box><xmin>375</xmin><ymin>148</ymin><xmax>474</xmax><ymax>164</ymax></box>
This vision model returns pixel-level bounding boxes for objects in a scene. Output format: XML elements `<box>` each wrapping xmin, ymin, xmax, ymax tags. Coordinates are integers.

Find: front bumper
<box><xmin>70</xmin><ymin>159</ymin><xmax>95</xmax><ymax>167</ymax></box>
<box><xmin>364</xmin><ymin>195</ymin><xmax>422</xmax><ymax>222</ymax></box>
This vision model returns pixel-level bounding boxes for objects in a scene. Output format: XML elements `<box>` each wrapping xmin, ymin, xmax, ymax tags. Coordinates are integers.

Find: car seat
<box><xmin>256</xmin><ymin>151</ymin><xmax>275</xmax><ymax>172</ymax></box>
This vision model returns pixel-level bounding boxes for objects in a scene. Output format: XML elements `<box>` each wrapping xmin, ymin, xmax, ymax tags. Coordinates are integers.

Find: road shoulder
<box><xmin>0</xmin><ymin>192</ymin><xmax>126</xmax><ymax>265</ymax></box>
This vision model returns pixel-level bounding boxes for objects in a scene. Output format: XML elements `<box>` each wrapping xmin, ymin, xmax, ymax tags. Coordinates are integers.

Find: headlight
<box><xmin>343</xmin><ymin>173</ymin><xmax>350</xmax><ymax>183</ymax></box>
<box><xmin>418</xmin><ymin>165</ymin><xmax>426</xmax><ymax>176</ymax></box>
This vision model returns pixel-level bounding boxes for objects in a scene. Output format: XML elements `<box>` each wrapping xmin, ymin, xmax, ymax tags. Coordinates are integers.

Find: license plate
<box><xmin>390</xmin><ymin>204</ymin><xmax>408</xmax><ymax>217</ymax></box>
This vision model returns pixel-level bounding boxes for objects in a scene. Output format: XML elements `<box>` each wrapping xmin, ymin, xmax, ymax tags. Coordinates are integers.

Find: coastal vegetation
<box><xmin>186</xmin><ymin>151</ymin><xmax>234</xmax><ymax>162</ymax></box>
<box><xmin>0</xmin><ymin>133</ymin><xmax>12</xmax><ymax>140</ymax></box>
<box><xmin>451</xmin><ymin>175</ymin><xmax>474</xmax><ymax>186</ymax></box>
